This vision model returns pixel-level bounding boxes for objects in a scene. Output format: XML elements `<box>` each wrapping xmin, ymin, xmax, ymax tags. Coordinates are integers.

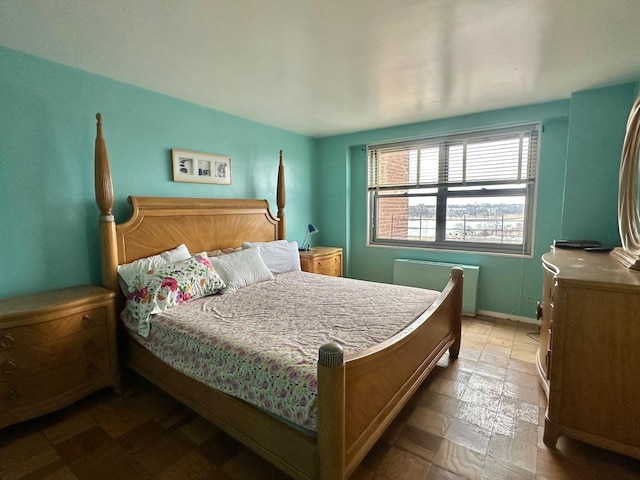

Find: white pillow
<box><xmin>207</xmin><ymin>247</ymin><xmax>242</xmax><ymax>257</ymax></box>
<box><xmin>117</xmin><ymin>244</ymin><xmax>191</xmax><ymax>289</ymax></box>
<box><xmin>242</xmin><ymin>240</ymin><xmax>301</xmax><ymax>274</ymax></box>
<box><xmin>208</xmin><ymin>247</ymin><xmax>275</xmax><ymax>293</ymax></box>
<box><xmin>243</xmin><ymin>240</ymin><xmax>289</xmax><ymax>247</ymax></box>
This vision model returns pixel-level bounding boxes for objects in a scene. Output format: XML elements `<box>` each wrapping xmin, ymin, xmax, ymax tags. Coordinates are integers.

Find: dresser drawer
<box><xmin>0</xmin><ymin>307</ymin><xmax>107</xmax><ymax>349</ymax></box>
<box><xmin>1</xmin><ymin>351</ymin><xmax>111</xmax><ymax>413</ymax></box>
<box><xmin>0</xmin><ymin>326</ymin><xmax>109</xmax><ymax>381</ymax></box>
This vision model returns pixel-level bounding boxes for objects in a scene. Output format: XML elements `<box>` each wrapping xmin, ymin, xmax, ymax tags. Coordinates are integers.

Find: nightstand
<box><xmin>0</xmin><ymin>285</ymin><xmax>120</xmax><ymax>428</ymax></box>
<box><xmin>299</xmin><ymin>246</ymin><xmax>343</xmax><ymax>277</ymax></box>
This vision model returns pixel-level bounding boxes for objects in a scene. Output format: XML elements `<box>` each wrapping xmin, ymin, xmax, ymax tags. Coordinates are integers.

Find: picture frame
<box><xmin>171</xmin><ymin>149</ymin><xmax>231</xmax><ymax>185</ymax></box>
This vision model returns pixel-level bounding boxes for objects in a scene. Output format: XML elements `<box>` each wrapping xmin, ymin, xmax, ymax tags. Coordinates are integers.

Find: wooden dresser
<box><xmin>299</xmin><ymin>246</ymin><xmax>343</xmax><ymax>277</ymax></box>
<box><xmin>0</xmin><ymin>285</ymin><xmax>120</xmax><ymax>428</ymax></box>
<box><xmin>537</xmin><ymin>248</ymin><xmax>640</xmax><ymax>459</ymax></box>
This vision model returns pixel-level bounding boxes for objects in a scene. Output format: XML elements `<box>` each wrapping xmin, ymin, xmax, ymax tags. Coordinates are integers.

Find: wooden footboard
<box><xmin>318</xmin><ymin>268</ymin><xmax>462</xmax><ymax>479</ymax></box>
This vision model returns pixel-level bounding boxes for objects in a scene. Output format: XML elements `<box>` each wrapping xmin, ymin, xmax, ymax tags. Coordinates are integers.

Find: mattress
<box><xmin>122</xmin><ymin>271</ymin><xmax>440</xmax><ymax>431</ymax></box>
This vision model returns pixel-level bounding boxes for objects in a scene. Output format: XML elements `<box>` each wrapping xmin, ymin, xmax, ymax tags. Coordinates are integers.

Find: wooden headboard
<box><xmin>93</xmin><ymin>114</ymin><xmax>286</xmax><ymax>297</ymax></box>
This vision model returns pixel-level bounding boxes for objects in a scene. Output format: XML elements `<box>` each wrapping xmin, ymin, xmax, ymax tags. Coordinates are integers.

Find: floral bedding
<box><xmin>125</xmin><ymin>253</ymin><xmax>225</xmax><ymax>337</ymax></box>
<box><xmin>121</xmin><ymin>271</ymin><xmax>440</xmax><ymax>432</ymax></box>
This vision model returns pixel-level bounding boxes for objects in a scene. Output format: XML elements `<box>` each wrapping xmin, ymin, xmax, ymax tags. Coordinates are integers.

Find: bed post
<box><xmin>317</xmin><ymin>343</ymin><xmax>345</xmax><ymax>480</ymax></box>
<box><xmin>94</xmin><ymin>113</ymin><xmax>119</xmax><ymax>294</ymax></box>
<box><xmin>277</xmin><ymin>150</ymin><xmax>286</xmax><ymax>240</ymax></box>
<box><xmin>449</xmin><ymin>267</ymin><xmax>463</xmax><ymax>358</ymax></box>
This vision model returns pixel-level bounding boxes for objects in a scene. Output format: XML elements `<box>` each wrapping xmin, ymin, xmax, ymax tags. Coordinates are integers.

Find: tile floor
<box><xmin>1</xmin><ymin>315</ymin><xmax>640</xmax><ymax>479</ymax></box>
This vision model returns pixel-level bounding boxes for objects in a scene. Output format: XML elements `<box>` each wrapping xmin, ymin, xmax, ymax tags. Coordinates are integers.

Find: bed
<box><xmin>92</xmin><ymin>114</ymin><xmax>463</xmax><ymax>479</ymax></box>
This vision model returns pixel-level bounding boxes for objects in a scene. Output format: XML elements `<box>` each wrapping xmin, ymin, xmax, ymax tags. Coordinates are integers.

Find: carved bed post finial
<box><xmin>95</xmin><ymin>113</ymin><xmax>114</xmax><ymax>218</ymax></box>
<box><xmin>277</xmin><ymin>150</ymin><xmax>286</xmax><ymax>240</ymax></box>
<box><xmin>318</xmin><ymin>342</ymin><xmax>344</xmax><ymax>368</ymax></box>
<box><xmin>94</xmin><ymin>113</ymin><xmax>119</xmax><ymax>293</ymax></box>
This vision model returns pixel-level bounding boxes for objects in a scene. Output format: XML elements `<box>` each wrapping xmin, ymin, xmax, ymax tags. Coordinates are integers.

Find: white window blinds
<box><xmin>368</xmin><ymin>125</ymin><xmax>539</xmax><ymax>190</ymax></box>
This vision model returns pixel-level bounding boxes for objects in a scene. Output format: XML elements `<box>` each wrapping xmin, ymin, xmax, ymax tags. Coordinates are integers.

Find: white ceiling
<box><xmin>1</xmin><ymin>0</ymin><xmax>640</xmax><ymax>138</ymax></box>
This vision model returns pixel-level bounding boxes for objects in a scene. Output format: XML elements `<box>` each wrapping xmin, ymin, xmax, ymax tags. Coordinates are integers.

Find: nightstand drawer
<box><xmin>0</xmin><ymin>326</ymin><xmax>109</xmax><ymax>381</ymax></box>
<box><xmin>315</xmin><ymin>257</ymin><xmax>341</xmax><ymax>276</ymax></box>
<box><xmin>0</xmin><ymin>307</ymin><xmax>107</xmax><ymax>349</ymax></box>
<box><xmin>314</xmin><ymin>255</ymin><xmax>340</xmax><ymax>269</ymax></box>
<box><xmin>1</xmin><ymin>351</ymin><xmax>111</xmax><ymax>413</ymax></box>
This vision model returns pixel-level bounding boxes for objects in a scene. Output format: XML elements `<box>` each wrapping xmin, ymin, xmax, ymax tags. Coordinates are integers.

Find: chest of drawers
<box><xmin>0</xmin><ymin>285</ymin><xmax>120</xmax><ymax>428</ymax></box>
<box><xmin>538</xmin><ymin>248</ymin><xmax>640</xmax><ymax>459</ymax></box>
<box><xmin>299</xmin><ymin>246</ymin><xmax>343</xmax><ymax>277</ymax></box>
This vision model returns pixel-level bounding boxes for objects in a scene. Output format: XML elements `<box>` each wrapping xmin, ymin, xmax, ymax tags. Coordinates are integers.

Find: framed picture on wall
<box><xmin>171</xmin><ymin>149</ymin><xmax>232</xmax><ymax>185</ymax></box>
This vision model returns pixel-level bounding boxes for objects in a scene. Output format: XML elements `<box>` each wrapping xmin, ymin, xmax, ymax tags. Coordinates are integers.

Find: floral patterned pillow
<box><xmin>125</xmin><ymin>253</ymin><xmax>225</xmax><ymax>337</ymax></box>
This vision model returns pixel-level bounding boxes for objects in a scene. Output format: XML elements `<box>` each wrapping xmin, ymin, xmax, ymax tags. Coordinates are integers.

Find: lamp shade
<box><xmin>307</xmin><ymin>224</ymin><xmax>319</xmax><ymax>235</ymax></box>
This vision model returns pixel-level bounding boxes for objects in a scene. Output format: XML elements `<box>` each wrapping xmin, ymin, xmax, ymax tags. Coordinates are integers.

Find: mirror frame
<box><xmin>613</xmin><ymin>95</ymin><xmax>640</xmax><ymax>269</ymax></box>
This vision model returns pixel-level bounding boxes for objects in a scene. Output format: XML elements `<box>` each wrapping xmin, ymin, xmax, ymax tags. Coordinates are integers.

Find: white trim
<box><xmin>364</xmin><ymin>241</ymin><xmax>535</xmax><ymax>259</ymax></box>
<box><xmin>475</xmin><ymin>309</ymin><xmax>539</xmax><ymax>325</ymax></box>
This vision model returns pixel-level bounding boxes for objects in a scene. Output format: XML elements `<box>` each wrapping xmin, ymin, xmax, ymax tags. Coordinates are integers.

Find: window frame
<box><xmin>367</xmin><ymin>123</ymin><xmax>541</xmax><ymax>256</ymax></box>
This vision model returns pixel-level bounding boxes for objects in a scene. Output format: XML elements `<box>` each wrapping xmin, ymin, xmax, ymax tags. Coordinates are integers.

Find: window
<box><xmin>367</xmin><ymin>124</ymin><xmax>540</xmax><ymax>255</ymax></box>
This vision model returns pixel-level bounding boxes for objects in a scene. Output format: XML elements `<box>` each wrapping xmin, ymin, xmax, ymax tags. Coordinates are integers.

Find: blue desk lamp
<box><xmin>299</xmin><ymin>224</ymin><xmax>318</xmax><ymax>251</ymax></box>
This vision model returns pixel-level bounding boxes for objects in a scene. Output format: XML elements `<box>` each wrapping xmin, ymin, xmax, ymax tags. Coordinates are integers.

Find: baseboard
<box><xmin>475</xmin><ymin>309</ymin><xmax>539</xmax><ymax>325</ymax></box>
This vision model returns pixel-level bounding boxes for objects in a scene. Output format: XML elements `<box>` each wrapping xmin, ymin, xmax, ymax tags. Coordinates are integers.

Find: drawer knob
<box><xmin>81</xmin><ymin>315</ymin><xmax>93</xmax><ymax>328</ymax></box>
<box><xmin>1</xmin><ymin>333</ymin><xmax>14</xmax><ymax>348</ymax></box>
<box><xmin>2</xmin><ymin>360</ymin><xmax>16</xmax><ymax>375</ymax></box>
<box><xmin>86</xmin><ymin>362</ymin><xmax>96</xmax><ymax>376</ymax></box>
<box><xmin>5</xmin><ymin>388</ymin><xmax>19</xmax><ymax>406</ymax></box>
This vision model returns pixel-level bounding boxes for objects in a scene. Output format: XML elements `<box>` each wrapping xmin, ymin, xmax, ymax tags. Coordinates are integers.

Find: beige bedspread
<box><xmin>122</xmin><ymin>271</ymin><xmax>440</xmax><ymax>431</ymax></box>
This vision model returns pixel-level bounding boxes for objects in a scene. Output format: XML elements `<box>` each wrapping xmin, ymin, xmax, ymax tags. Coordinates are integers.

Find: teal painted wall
<box><xmin>1</xmin><ymin>44</ymin><xmax>637</xmax><ymax>319</ymax></box>
<box><xmin>561</xmin><ymin>82</ymin><xmax>639</xmax><ymax>245</ymax></box>
<box><xmin>0</xmin><ymin>46</ymin><xmax>315</xmax><ymax>299</ymax></box>
<box><xmin>315</xmin><ymin>85</ymin><xmax>638</xmax><ymax>319</ymax></box>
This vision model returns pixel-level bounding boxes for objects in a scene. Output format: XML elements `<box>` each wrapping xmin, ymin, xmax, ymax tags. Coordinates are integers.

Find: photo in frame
<box><xmin>172</xmin><ymin>149</ymin><xmax>231</xmax><ymax>185</ymax></box>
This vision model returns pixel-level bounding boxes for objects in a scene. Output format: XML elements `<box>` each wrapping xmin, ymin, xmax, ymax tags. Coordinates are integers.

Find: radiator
<box><xmin>393</xmin><ymin>259</ymin><xmax>479</xmax><ymax>316</ymax></box>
